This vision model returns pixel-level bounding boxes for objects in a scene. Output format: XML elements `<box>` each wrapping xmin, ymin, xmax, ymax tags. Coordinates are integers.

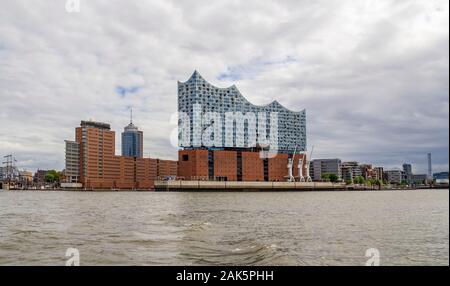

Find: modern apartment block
<box><xmin>309</xmin><ymin>159</ymin><xmax>342</xmax><ymax>181</ymax></box>
<box><xmin>64</xmin><ymin>140</ymin><xmax>80</xmax><ymax>183</ymax></box>
<box><xmin>402</xmin><ymin>163</ymin><xmax>412</xmax><ymax>183</ymax></box>
<box><xmin>65</xmin><ymin>120</ymin><xmax>177</xmax><ymax>189</ymax></box>
<box><xmin>411</xmin><ymin>174</ymin><xmax>427</xmax><ymax>184</ymax></box>
<box><xmin>384</xmin><ymin>170</ymin><xmax>403</xmax><ymax>184</ymax></box>
<box><xmin>341</xmin><ymin>161</ymin><xmax>362</xmax><ymax>181</ymax></box>
<box><xmin>177</xmin><ymin>71</ymin><xmax>308</xmax><ymax>182</ymax></box>
<box><xmin>372</xmin><ymin>167</ymin><xmax>384</xmax><ymax>181</ymax></box>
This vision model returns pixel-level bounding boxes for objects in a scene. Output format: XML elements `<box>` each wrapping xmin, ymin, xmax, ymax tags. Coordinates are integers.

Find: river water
<box><xmin>0</xmin><ymin>189</ymin><xmax>448</xmax><ymax>266</ymax></box>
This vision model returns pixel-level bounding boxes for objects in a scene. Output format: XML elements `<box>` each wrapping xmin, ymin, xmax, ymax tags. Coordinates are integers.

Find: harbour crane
<box><xmin>287</xmin><ymin>144</ymin><xmax>314</xmax><ymax>182</ymax></box>
<box><xmin>287</xmin><ymin>146</ymin><xmax>298</xmax><ymax>182</ymax></box>
<box><xmin>303</xmin><ymin>145</ymin><xmax>314</xmax><ymax>182</ymax></box>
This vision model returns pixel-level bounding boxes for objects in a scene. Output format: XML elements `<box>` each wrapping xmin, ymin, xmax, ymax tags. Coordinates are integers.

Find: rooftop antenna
<box><xmin>130</xmin><ymin>107</ymin><xmax>133</xmax><ymax>124</ymax></box>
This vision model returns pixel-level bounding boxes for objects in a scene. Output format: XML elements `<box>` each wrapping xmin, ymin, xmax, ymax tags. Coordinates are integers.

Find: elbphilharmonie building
<box><xmin>177</xmin><ymin>71</ymin><xmax>306</xmax><ymax>154</ymax></box>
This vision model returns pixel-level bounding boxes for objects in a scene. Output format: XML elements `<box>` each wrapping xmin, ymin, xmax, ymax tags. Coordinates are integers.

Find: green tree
<box><xmin>329</xmin><ymin>173</ymin><xmax>338</xmax><ymax>182</ymax></box>
<box><xmin>345</xmin><ymin>179</ymin><xmax>353</xmax><ymax>185</ymax></box>
<box><xmin>322</xmin><ymin>173</ymin><xmax>338</xmax><ymax>182</ymax></box>
<box><xmin>321</xmin><ymin>173</ymin><xmax>330</xmax><ymax>182</ymax></box>
<box><xmin>366</xmin><ymin>178</ymin><xmax>376</xmax><ymax>186</ymax></box>
<box><xmin>45</xmin><ymin>173</ymin><xmax>55</xmax><ymax>183</ymax></box>
<box><xmin>354</xmin><ymin>176</ymin><xmax>366</xmax><ymax>184</ymax></box>
<box><xmin>44</xmin><ymin>170</ymin><xmax>60</xmax><ymax>183</ymax></box>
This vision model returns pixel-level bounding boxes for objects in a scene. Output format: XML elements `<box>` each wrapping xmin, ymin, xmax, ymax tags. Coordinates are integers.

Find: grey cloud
<box><xmin>0</xmin><ymin>0</ymin><xmax>448</xmax><ymax>174</ymax></box>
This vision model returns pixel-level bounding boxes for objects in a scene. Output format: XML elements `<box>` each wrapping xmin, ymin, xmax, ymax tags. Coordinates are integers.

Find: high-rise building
<box><xmin>76</xmin><ymin>120</ymin><xmax>116</xmax><ymax>185</ymax></box>
<box><xmin>177</xmin><ymin>71</ymin><xmax>307</xmax><ymax>181</ymax></box>
<box><xmin>402</xmin><ymin>163</ymin><xmax>412</xmax><ymax>183</ymax></box>
<box><xmin>121</xmin><ymin>109</ymin><xmax>143</xmax><ymax>158</ymax></box>
<box><xmin>66</xmin><ymin>120</ymin><xmax>177</xmax><ymax>189</ymax></box>
<box><xmin>309</xmin><ymin>159</ymin><xmax>342</xmax><ymax>181</ymax></box>
<box><xmin>65</xmin><ymin>140</ymin><xmax>80</xmax><ymax>183</ymax></box>
<box><xmin>402</xmin><ymin>163</ymin><xmax>412</xmax><ymax>174</ymax></box>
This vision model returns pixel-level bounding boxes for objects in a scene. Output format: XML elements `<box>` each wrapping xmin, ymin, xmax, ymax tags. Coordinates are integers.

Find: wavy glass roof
<box><xmin>177</xmin><ymin>71</ymin><xmax>306</xmax><ymax>153</ymax></box>
<box><xmin>178</xmin><ymin>71</ymin><xmax>304</xmax><ymax>114</ymax></box>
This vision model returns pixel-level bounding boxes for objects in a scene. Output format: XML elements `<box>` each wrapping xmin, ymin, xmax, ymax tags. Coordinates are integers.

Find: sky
<box><xmin>0</xmin><ymin>0</ymin><xmax>448</xmax><ymax>174</ymax></box>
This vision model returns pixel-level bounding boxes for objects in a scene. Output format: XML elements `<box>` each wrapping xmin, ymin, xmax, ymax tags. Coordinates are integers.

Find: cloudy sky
<box><xmin>0</xmin><ymin>0</ymin><xmax>448</xmax><ymax>174</ymax></box>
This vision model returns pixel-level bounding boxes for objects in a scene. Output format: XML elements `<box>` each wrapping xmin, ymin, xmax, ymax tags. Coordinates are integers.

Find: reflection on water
<box><xmin>0</xmin><ymin>189</ymin><xmax>448</xmax><ymax>265</ymax></box>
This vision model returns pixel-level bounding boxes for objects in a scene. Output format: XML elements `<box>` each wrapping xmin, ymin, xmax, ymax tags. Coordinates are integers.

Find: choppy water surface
<box><xmin>0</xmin><ymin>189</ymin><xmax>448</xmax><ymax>265</ymax></box>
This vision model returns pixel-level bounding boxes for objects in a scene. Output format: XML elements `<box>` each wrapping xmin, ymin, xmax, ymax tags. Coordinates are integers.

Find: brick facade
<box><xmin>177</xmin><ymin>150</ymin><xmax>307</xmax><ymax>182</ymax></box>
<box><xmin>178</xmin><ymin>149</ymin><xmax>208</xmax><ymax>180</ymax></box>
<box><xmin>71</xmin><ymin>121</ymin><xmax>177</xmax><ymax>190</ymax></box>
<box><xmin>242</xmin><ymin>152</ymin><xmax>264</xmax><ymax>181</ymax></box>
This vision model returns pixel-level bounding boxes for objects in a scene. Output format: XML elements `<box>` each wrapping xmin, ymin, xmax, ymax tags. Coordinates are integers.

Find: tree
<box><xmin>321</xmin><ymin>173</ymin><xmax>330</xmax><ymax>182</ymax></box>
<box><xmin>354</xmin><ymin>176</ymin><xmax>366</xmax><ymax>185</ymax></box>
<box><xmin>366</xmin><ymin>178</ymin><xmax>376</xmax><ymax>187</ymax></box>
<box><xmin>44</xmin><ymin>170</ymin><xmax>60</xmax><ymax>183</ymax></box>
<box><xmin>329</xmin><ymin>173</ymin><xmax>338</xmax><ymax>182</ymax></box>
<box><xmin>321</xmin><ymin>173</ymin><xmax>338</xmax><ymax>182</ymax></box>
<box><xmin>345</xmin><ymin>179</ymin><xmax>353</xmax><ymax>185</ymax></box>
<box><xmin>45</xmin><ymin>173</ymin><xmax>55</xmax><ymax>183</ymax></box>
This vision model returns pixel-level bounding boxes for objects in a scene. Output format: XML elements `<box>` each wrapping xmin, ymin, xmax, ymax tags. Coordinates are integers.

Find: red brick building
<box><xmin>67</xmin><ymin>121</ymin><xmax>177</xmax><ymax>189</ymax></box>
<box><xmin>242</xmin><ymin>152</ymin><xmax>264</xmax><ymax>181</ymax></box>
<box><xmin>177</xmin><ymin>149</ymin><xmax>307</xmax><ymax>182</ymax></box>
<box><xmin>178</xmin><ymin>149</ymin><xmax>209</xmax><ymax>180</ymax></box>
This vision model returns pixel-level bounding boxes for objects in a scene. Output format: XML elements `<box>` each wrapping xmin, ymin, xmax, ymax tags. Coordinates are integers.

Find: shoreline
<box><xmin>2</xmin><ymin>185</ymin><xmax>448</xmax><ymax>193</ymax></box>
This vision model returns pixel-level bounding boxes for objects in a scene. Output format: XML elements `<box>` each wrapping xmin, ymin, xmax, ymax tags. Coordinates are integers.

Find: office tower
<box><xmin>121</xmin><ymin>109</ymin><xmax>143</xmax><ymax>158</ymax></box>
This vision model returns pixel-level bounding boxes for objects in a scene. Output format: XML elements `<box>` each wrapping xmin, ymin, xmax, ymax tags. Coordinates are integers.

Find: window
<box><xmin>182</xmin><ymin>155</ymin><xmax>189</xmax><ymax>161</ymax></box>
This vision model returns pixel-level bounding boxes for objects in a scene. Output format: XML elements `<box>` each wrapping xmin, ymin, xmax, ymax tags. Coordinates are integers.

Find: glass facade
<box><xmin>178</xmin><ymin>71</ymin><xmax>306</xmax><ymax>153</ymax></box>
<box><xmin>121</xmin><ymin>123</ymin><xmax>143</xmax><ymax>158</ymax></box>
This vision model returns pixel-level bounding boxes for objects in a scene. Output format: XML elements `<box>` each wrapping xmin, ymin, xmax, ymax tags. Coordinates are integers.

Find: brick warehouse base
<box><xmin>177</xmin><ymin>149</ymin><xmax>307</xmax><ymax>182</ymax></box>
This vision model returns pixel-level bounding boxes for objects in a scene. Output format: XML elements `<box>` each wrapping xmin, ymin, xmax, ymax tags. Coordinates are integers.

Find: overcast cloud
<box><xmin>0</xmin><ymin>0</ymin><xmax>448</xmax><ymax>174</ymax></box>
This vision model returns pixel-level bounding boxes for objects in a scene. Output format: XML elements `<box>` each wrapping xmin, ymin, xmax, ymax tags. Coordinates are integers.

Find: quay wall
<box><xmin>154</xmin><ymin>180</ymin><xmax>347</xmax><ymax>192</ymax></box>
